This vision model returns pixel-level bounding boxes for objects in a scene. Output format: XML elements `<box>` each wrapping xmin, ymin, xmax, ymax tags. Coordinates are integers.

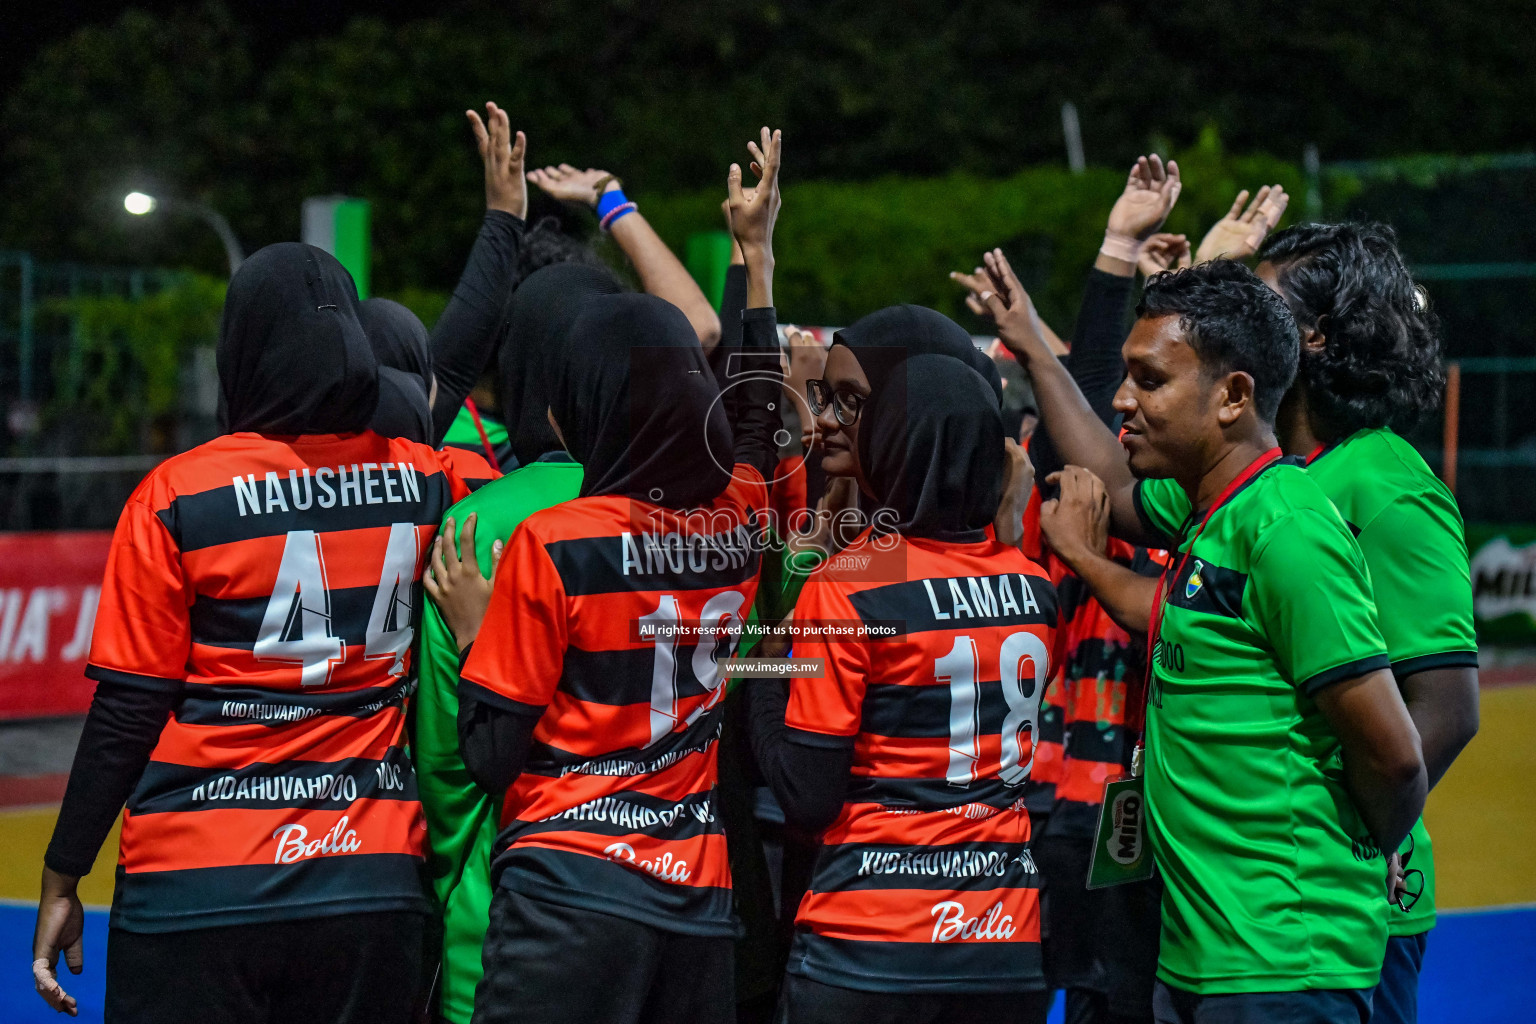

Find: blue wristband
<box><xmin>596</xmin><ymin>188</ymin><xmax>629</xmax><ymax>220</ymax></box>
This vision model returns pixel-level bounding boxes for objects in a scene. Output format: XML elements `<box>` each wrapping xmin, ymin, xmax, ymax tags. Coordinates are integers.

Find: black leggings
<box><xmin>779</xmin><ymin>973</ymin><xmax>1053</xmax><ymax>1024</ymax></box>
<box><xmin>105</xmin><ymin>910</ymin><xmax>428</xmax><ymax>1024</ymax></box>
<box><xmin>473</xmin><ymin>886</ymin><xmax>736</xmax><ymax>1024</ymax></box>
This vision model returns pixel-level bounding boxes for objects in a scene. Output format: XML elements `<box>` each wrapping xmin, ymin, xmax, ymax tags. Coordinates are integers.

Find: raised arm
<box><xmin>528</xmin><ymin>165</ymin><xmax>722</xmax><ymax>351</ymax></box>
<box><xmin>428</xmin><ymin>103</ymin><xmax>529</xmax><ymax>443</ymax></box>
<box><xmin>975</xmin><ymin>249</ymin><xmax>1149</xmax><ymax>542</ymax></box>
<box><xmin>722</xmin><ymin>127</ymin><xmax>785</xmax><ymax>482</ymax></box>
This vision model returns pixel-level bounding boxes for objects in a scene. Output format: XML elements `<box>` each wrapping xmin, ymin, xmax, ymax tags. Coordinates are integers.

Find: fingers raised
<box><xmin>466</xmin><ymin>111</ymin><xmax>489</xmax><ymax>155</ymax></box>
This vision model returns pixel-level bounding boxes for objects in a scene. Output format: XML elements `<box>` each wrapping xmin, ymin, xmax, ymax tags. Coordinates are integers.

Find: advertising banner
<box><xmin>0</xmin><ymin>532</ymin><xmax>111</xmax><ymax>719</ymax></box>
<box><xmin>1467</xmin><ymin>525</ymin><xmax>1536</xmax><ymax>645</ymax></box>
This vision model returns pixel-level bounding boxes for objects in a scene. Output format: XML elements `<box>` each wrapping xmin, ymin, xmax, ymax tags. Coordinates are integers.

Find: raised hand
<box><xmin>727</xmin><ymin>127</ymin><xmax>782</xmax><ymax>256</ymax></box>
<box><xmin>726</xmin><ymin>127</ymin><xmax>782</xmax><ymax>308</ymax></box>
<box><xmin>528</xmin><ymin>164</ymin><xmax>620</xmax><ymax>209</ymax></box>
<box><xmin>1195</xmin><ymin>185</ymin><xmax>1290</xmax><ymax>264</ymax></box>
<box><xmin>950</xmin><ymin>266</ymin><xmax>995</xmax><ymax>320</ymax></box>
<box><xmin>1106</xmin><ymin>155</ymin><xmax>1182</xmax><ymax>241</ymax></box>
<box><xmin>1137</xmin><ymin>232</ymin><xmax>1193</xmax><ymax>277</ymax></box>
<box><xmin>465</xmin><ymin>102</ymin><xmax>527</xmax><ymax>219</ymax></box>
<box><xmin>972</xmin><ymin>248</ymin><xmax>1052</xmax><ymax>364</ymax></box>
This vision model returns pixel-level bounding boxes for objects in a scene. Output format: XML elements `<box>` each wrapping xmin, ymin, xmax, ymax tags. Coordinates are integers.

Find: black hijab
<box><xmin>858</xmin><ymin>353</ymin><xmax>1005</xmax><ymax>542</ymax></box>
<box><xmin>360</xmin><ymin>298</ymin><xmax>434</xmax><ymax>443</ymax></box>
<box><xmin>548</xmin><ymin>292</ymin><xmax>732</xmax><ymax>509</ymax></box>
<box><xmin>832</xmin><ymin>304</ymin><xmax>1003</xmax><ymax>403</ymax></box>
<box><xmin>361</xmin><ymin>298</ymin><xmax>432</xmax><ymax>382</ymax></box>
<box><xmin>503</xmin><ymin>263</ymin><xmax>624</xmax><ymax>465</ymax></box>
<box><xmin>219</xmin><ymin>243</ymin><xmax>378</xmax><ymax>435</ymax></box>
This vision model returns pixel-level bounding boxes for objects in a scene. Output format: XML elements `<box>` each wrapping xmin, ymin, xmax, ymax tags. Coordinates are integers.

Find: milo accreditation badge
<box><xmin>1087</xmin><ymin>775</ymin><xmax>1154</xmax><ymax>888</ymax></box>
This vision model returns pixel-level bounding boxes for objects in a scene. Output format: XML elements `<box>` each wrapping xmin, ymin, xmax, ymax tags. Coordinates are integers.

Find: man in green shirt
<box><xmin>976</xmin><ymin>254</ymin><xmax>1426</xmax><ymax>1023</ymax></box>
<box><xmin>1256</xmin><ymin>222</ymin><xmax>1480</xmax><ymax>1024</ymax></box>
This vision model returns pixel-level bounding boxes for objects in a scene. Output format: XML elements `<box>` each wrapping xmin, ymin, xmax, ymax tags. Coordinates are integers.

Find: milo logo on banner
<box><xmin>1469</xmin><ymin>530</ymin><xmax>1536</xmax><ymax>643</ymax></box>
<box><xmin>1109</xmin><ymin>789</ymin><xmax>1144</xmax><ymax>865</ymax></box>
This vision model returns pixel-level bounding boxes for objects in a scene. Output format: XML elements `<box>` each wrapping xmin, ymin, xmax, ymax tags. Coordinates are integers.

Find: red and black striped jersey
<box><xmin>1045</xmin><ymin>540</ymin><xmax>1169</xmax><ymax>836</ymax></box>
<box><xmin>87</xmin><ymin>430</ymin><xmax>471</xmax><ymax>932</ymax></box>
<box><xmin>783</xmin><ymin>533</ymin><xmax>1061</xmax><ymax>993</ymax></box>
<box><xmin>439</xmin><ymin>445</ymin><xmax>503</xmax><ymax>493</ymax></box>
<box><xmin>459</xmin><ymin>466</ymin><xmax>769</xmax><ymax>936</ymax></box>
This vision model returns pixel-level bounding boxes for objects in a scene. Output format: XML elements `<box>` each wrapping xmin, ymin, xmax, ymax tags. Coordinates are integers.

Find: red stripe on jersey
<box><xmin>532</xmin><ymin>688</ymin><xmax>725</xmax><ymax>760</ymax></box>
<box><xmin>515</xmin><ymin>830</ymin><xmax>732</xmax><ymax>890</ymax></box>
<box><xmin>182</xmin><ymin>522</ymin><xmax>438</xmax><ymax>597</ymax></box>
<box><xmin>119</xmin><ymin>799</ymin><xmax>426</xmax><ymax>873</ymax></box>
<box><xmin>504</xmin><ymin>748</ymin><xmax>718</xmax><ymax>825</ymax></box>
<box><xmin>823</xmin><ymin>802</ymin><xmax>1033</xmax><ymax>850</ymax></box>
<box><xmin>797</xmin><ymin>886</ymin><xmax>1041</xmax><ymax>945</ymax></box>
<box><xmin>148</xmin><ymin>706</ymin><xmax>405</xmax><ymax>771</ymax></box>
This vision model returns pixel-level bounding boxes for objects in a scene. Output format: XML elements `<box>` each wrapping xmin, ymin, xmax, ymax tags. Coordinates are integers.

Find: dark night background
<box><xmin>4</xmin><ymin>1</ymin><xmax>1535</xmax><ymax>290</ymax></box>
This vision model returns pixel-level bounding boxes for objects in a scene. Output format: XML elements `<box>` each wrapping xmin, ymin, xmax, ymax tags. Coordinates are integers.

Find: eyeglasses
<box><xmin>806</xmin><ymin>379</ymin><xmax>867</xmax><ymax>426</ymax></box>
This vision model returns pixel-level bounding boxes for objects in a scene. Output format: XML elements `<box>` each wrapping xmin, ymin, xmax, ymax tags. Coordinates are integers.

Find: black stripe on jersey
<box><xmin>156</xmin><ymin>466</ymin><xmax>453</xmax><ymax>552</ymax></box>
<box><xmin>842</xmin><ymin>775</ymin><xmax>1022</xmax><ymax>812</ymax></box>
<box><xmin>1129</xmin><ymin>546</ymin><xmax>1169</xmax><ymax>578</ymax></box>
<box><xmin>506</xmin><ymin>789</ymin><xmax>722</xmax><ymax>843</ymax></box>
<box><xmin>493</xmin><ymin>847</ymin><xmax>739</xmax><ymax>937</ymax></box>
<box><xmin>127</xmin><ymin>750</ymin><xmax>418</xmax><ymax>814</ymax></box>
<box><xmin>189</xmin><ymin>582</ymin><xmax>420</xmax><ymax>650</ymax></box>
<box><xmin>1063</xmin><ymin>720</ymin><xmax>1129</xmax><ymax>767</ymax></box>
<box><xmin>521</xmin><ymin>702</ymin><xmax>724</xmax><ymax>777</ymax></box>
<box><xmin>1065</xmin><ymin>634</ymin><xmax>1142</xmax><ymax>684</ymax></box>
<box><xmin>173</xmin><ymin>679</ymin><xmax>412</xmax><ymax>728</ymax></box>
<box><xmin>1165</xmin><ymin>557</ymin><xmax>1246</xmax><ymax>619</ymax></box>
<box><xmin>790</xmin><ymin>932</ymin><xmax>1044</xmax><ymax>994</ymax></box>
<box><xmin>110</xmin><ymin>855</ymin><xmax>431</xmax><ymax>933</ymax></box>
<box><xmin>847</xmin><ymin>574</ymin><xmax>1058</xmax><ymax>638</ymax></box>
<box><xmin>543</xmin><ymin>531</ymin><xmax>762</xmax><ymax>598</ymax></box>
<box><xmin>812</xmin><ymin>841</ymin><xmax>1039</xmax><ymax>893</ymax></box>
<box><xmin>858</xmin><ymin>680</ymin><xmax>1017</xmax><ymax>739</ymax></box>
<box><xmin>85</xmin><ymin>664</ymin><xmax>184</xmax><ymax>694</ymax></box>
<box><xmin>1037</xmin><ymin>701</ymin><xmax>1064</xmax><ymax>745</ymax></box>
<box><xmin>559</xmin><ymin>645</ymin><xmax>727</xmax><ymax>708</ymax></box>
<box><xmin>1392</xmin><ymin>650</ymin><xmax>1480</xmax><ymax>678</ymax></box>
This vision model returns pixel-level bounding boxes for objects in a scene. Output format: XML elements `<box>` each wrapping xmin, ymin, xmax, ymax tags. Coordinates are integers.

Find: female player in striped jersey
<box><xmin>749</xmin><ymin>347</ymin><xmax>1061</xmax><ymax>1024</ymax></box>
<box><xmin>448</xmin><ymin>128</ymin><xmax>785</xmax><ymax>1024</ymax></box>
<box><xmin>32</xmin><ymin>242</ymin><xmax>483</xmax><ymax>1022</ymax></box>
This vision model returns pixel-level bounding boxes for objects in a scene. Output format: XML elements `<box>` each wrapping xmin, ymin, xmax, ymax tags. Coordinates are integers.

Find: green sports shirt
<box><xmin>1306</xmin><ymin>427</ymin><xmax>1478</xmax><ymax>936</ymax></box>
<box><xmin>1133</xmin><ymin>455</ymin><xmax>1392</xmax><ymax>995</ymax></box>
<box><xmin>413</xmin><ymin>458</ymin><xmax>583</xmax><ymax>1024</ymax></box>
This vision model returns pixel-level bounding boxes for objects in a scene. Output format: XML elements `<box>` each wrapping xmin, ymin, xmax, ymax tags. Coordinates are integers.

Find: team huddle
<box><xmin>29</xmin><ymin>105</ymin><xmax>1476</xmax><ymax>1024</ymax></box>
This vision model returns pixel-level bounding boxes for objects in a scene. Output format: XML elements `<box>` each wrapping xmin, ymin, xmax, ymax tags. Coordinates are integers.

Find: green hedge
<box><xmin>46</xmin><ymin>273</ymin><xmax>226</xmax><ymax>453</ymax></box>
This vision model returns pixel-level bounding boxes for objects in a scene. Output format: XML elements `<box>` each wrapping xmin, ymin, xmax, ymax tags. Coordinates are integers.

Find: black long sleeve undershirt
<box><xmin>744</xmin><ymin>678</ymin><xmax>853</xmax><ymax>834</ymax></box>
<box><xmin>1029</xmin><ymin>268</ymin><xmax>1134</xmax><ymax>490</ymax></box>
<box><xmin>429</xmin><ymin>211</ymin><xmax>527</xmax><ymax>444</ymax></box>
<box><xmin>731</xmin><ymin>307</ymin><xmax>785</xmax><ymax>483</ymax></box>
<box><xmin>45</xmin><ymin>677</ymin><xmax>179</xmax><ymax>877</ymax></box>
<box><xmin>457</xmin><ymin>676</ymin><xmax>539</xmax><ymax>797</ymax></box>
